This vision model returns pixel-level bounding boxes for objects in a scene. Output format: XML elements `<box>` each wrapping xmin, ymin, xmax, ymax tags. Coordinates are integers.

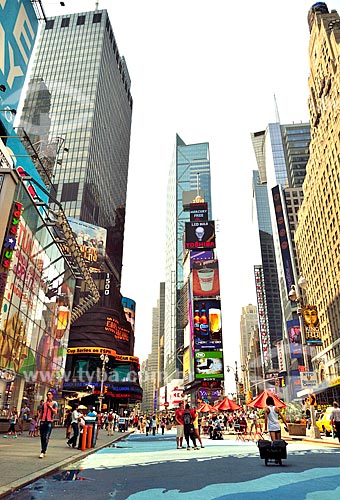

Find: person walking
<box><xmin>264</xmin><ymin>396</ymin><xmax>288</xmax><ymax>441</ymax></box>
<box><xmin>183</xmin><ymin>403</ymin><xmax>198</xmax><ymax>450</ymax></box>
<box><xmin>160</xmin><ymin>415</ymin><xmax>166</xmax><ymax>435</ymax></box>
<box><xmin>192</xmin><ymin>407</ymin><xmax>204</xmax><ymax>448</ymax></box>
<box><xmin>67</xmin><ymin>404</ymin><xmax>80</xmax><ymax>448</ymax></box>
<box><xmin>3</xmin><ymin>407</ymin><xmax>18</xmax><ymax>438</ymax></box>
<box><xmin>107</xmin><ymin>411</ymin><xmax>114</xmax><ymax>436</ymax></box>
<box><xmin>63</xmin><ymin>409</ymin><xmax>72</xmax><ymax>439</ymax></box>
<box><xmin>29</xmin><ymin>414</ymin><xmax>38</xmax><ymax>437</ymax></box>
<box><xmin>38</xmin><ymin>391</ymin><xmax>58</xmax><ymax>458</ymax></box>
<box><xmin>151</xmin><ymin>415</ymin><xmax>157</xmax><ymax>436</ymax></box>
<box><xmin>175</xmin><ymin>401</ymin><xmax>185</xmax><ymax>449</ymax></box>
<box><xmin>330</xmin><ymin>401</ymin><xmax>340</xmax><ymax>442</ymax></box>
<box><xmin>18</xmin><ymin>402</ymin><xmax>30</xmax><ymax>434</ymax></box>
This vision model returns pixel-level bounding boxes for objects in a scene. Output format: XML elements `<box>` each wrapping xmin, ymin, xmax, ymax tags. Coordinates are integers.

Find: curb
<box><xmin>0</xmin><ymin>431</ymin><xmax>134</xmax><ymax>499</ymax></box>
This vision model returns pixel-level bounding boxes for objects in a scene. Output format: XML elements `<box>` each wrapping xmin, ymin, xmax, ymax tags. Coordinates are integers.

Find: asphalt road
<box><xmin>4</xmin><ymin>432</ymin><xmax>340</xmax><ymax>500</ymax></box>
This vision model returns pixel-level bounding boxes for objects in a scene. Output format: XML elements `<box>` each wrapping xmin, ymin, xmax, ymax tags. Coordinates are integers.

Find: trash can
<box><xmin>85</xmin><ymin>418</ymin><xmax>97</xmax><ymax>447</ymax></box>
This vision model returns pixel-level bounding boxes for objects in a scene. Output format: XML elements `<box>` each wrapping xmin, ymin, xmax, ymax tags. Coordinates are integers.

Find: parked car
<box><xmin>316</xmin><ymin>407</ymin><xmax>333</xmax><ymax>436</ymax></box>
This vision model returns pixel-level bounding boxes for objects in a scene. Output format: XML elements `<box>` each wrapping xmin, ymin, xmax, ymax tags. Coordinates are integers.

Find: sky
<box><xmin>38</xmin><ymin>0</ymin><xmax>339</xmax><ymax>391</ymax></box>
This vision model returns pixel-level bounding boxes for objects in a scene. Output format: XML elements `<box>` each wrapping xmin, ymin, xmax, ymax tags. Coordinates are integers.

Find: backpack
<box><xmin>183</xmin><ymin>410</ymin><xmax>192</xmax><ymax>425</ymax></box>
<box><xmin>108</xmin><ymin>413</ymin><xmax>114</xmax><ymax>421</ymax></box>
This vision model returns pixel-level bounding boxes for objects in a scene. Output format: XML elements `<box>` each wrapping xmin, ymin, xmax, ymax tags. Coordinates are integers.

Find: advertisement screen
<box><xmin>287</xmin><ymin>319</ymin><xmax>302</xmax><ymax>358</ymax></box>
<box><xmin>122</xmin><ymin>297</ymin><xmax>136</xmax><ymax>334</ymax></box>
<box><xmin>192</xmin><ymin>259</ymin><xmax>220</xmax><ymax>298</ymax></box>
<box><xmin>302</xmin><ymin>305</ymin><xmax>322</xmax><ymax>346</ymax></box>
<box><xmin>185</xmin><ymin>221</ymin><xmax>215</xmax><ymax>250</ymax></box>
<box><xmin>195</xmin><ymin>351</ymin><xmax>224</xmax><ymax>379</ymax></box>
<box><xmin>193</xmin><ymin>299</ymin><xmax>222</xmax><ymax>349</ymax></box>
<box><xmin>68</xmin><ymin>217</ymin><xmax>107</xmax><ymax>272</ymax></box>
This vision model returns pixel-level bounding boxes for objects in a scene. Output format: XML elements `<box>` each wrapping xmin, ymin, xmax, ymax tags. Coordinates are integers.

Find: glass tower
<box><xmin>19</xmin><ymin>10</ymin><xmax>133</xmax><ymax>230</ymax></box>
<box><xmin>164</xmin><ymin>135</ymin><xmax>212</xmax><ymax>383</ymax></box>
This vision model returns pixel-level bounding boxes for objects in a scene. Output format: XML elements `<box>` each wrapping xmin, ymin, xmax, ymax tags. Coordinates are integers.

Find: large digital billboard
<box><xmin>185</xmin><ymin>221</ymin><xmax>215</xmax><ymax>250</ymax></box>
<box><xmin>193</xmin><ymin>299</ymin><xmax>222</xmax><ymax>350</ymax></box>
<box><xmin>302</xmin><ymin>305</ymin><xmax>322</xmax><ymax>346</ymax></box>
<box><xmin>68</xmin><ymin>217</ymin><xmax>107</xmax><ymax>272</ymax></box>
<box><xmin>287</xmin><ymin>319</ymin><xmax>302</xmax><ymax>358</ymax></box>
<box><xmin>192</xmin><ymin>259</ymin><xmax>220</xmax><ymax>298</ymax></box>
<box><xmin>0</xmin><ymin>0</ymin><xmax>38</xmax><ymax>129</ymax></box>
<box><xmin>195</xmin><ymin>350</ymin><xmax>224</xmax><ymax>379</ymax></box>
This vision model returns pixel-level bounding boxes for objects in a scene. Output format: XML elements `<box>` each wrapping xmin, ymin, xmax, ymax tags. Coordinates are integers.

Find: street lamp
<box><xmin>226</xmin><ymin>361</ymin><xmax>239</xmax><ymax>402</ymax></box>
<box><xmin>98</xmin><ymin>354</ymin><xmax>109</xmax><ymax>413</ymax></box>
<box><xmin>288</xmin><ymin>276</ymin><xmax>320</xmax><ymax>439</ymax></box>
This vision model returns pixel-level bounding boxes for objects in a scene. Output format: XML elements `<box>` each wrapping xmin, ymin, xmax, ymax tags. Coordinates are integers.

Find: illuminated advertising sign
<box><xmin>185</xmin><ymin>221</ymin><xmax>215</xmax><ymax>250</ymax></box>
<box><xmin>68</xmin><ymin>217</ymin><xmax>107</xmax><ymax>272</ymax></box>
<box><xmin>272</xmin><ymin>185</ymin><xmax>294</xmax><ymax>295</ymax></box>
<box><xmin>276</xmin><ymin>340</ymin><xmax>286</xmax><ymax>372</ymax></box>
<box><xmin>190</xmin><ymin>250</ymin><xmax>214</xmax><ymax>266</ymax></box>
<box><xmin>122</xmin><ymin>296</ymin><xmax>136</xmax><ymax>334</ymax></box>
<box><xmin>254</xmin><ymin>265</ymin><xmax>272</xmax><ymax>371</ymax></box>
<box><xmin>192</xmin><ymin>259</ymin><xmax>220</xmax><ymax>298</ymax></box>
<box><xmin>69</xmin><ymin>306</ymin><xmax>133</xmax><ymax>356</ymax></box>
<box><xmin>195</xmin><ymin>351</ymin><xmax>224</xmax><ymax>379</ymax></box>
<box><xmin>302</xmin><ymin>305</ymin><xmax>322</xmax><ymax>346</ymax></box>
<box><xmin>287</xmin><ymin>319</ymin><xmax>302</xmax><ymax>358</ymax></box>
<box><xmin>66</xmin><ymin>347</ymin><xmax>139</xmax><ymax>364</ymax></box>
<box><xmin>193</xmin><ymin>298</ymin><xmax>222</xmax><ymax>349</ymax></box>
<box><xmin>0</xmin><ymin>0</ymin><xmax>38</xmax><ymax>128</ymax></box>
<box><xmin>190</xmin><ymin>202</ymin><xmax>208</xmax><ymax>222</ymax></box>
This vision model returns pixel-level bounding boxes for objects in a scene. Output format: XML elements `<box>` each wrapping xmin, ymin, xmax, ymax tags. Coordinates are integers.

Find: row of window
<box><xmin>45</xmin><ymin>13</ymin><xmax>102</xmax><ymax>30</ymax></box>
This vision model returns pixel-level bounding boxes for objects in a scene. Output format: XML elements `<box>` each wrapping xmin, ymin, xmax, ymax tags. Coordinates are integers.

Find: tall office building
<box><xmin>239</xmin><ymin>304</ymin><xmax>258</xmax><ymax>374</ymax></box>
<box><xmin>251</xmin><ymin>122</ymin><xmax>310</xmax><ymax>378</ymax></box>
<box><xmin>164</xmin><ymin>135</ymin><xmax>212</xmax><ymax>383</ymax></box>
<box><xmin>295</xmin><ymin>4</ymin><xmax>340</xmax><ymax>398</ymax></box>
<box><xmin>20</xmin><ymin>10</ymin><xmax>133</xmax><ymax>244</ymax></box>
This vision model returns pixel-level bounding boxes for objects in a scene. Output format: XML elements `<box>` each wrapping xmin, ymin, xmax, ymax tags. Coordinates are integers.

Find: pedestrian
<box><xmin>18</xmin><ymin>402</ymin><xmax>30</xmax><ymax>434</ymax></box>
<box><xmin>145</xmin><ymin>415</ymin><xmax>151</xmax><ymax>436</ymax></box>
<box><xmin>192</xmin><ymin>407</ymin><xmax>204</xmax><ymax>447</ymax></box>
<box><xmin>160</xmin><ymin>415</ymin><xmax>166</xmax><ymax>435</ymax></box>
<box><xmin>264</xmin><ymin>396</ymin><xmax>288</xmax><ymax>441</ymax></box>
<box><xmin>38</xmin><ymin>391</ymin><xmax>58</xmax><ymax>458</ymax></box>
<box><xmin>3</xmin><ymin>407</ymin><xmax>18</xmax><ymax>438</ymax></box>
<box><xmin>29</xmin><ymin>415</ymin><xmax>38</xmax><ymax>437</ymax></box>
<box><xmin>64</xmin><ymin>409</ymin><xmax>72</xmax><ymax>439</ymax></box>
<box><xmin>67</xmin><ymin>404</ymin><xmax>80</xmax><ymax>448</ymax></box>
<box><xmin>175</xmin><ymin>401</ymin><xmax>185</xmax><ymax>449</ymax></box>
<box><xmin>183</xmin><ymin>403</ymin><xmax>199</xmax><ymax>450</ymax></box>
<box><xmin>330</xmin><ymin>401</ymin><xmax>340</xmax><ymax>442</ymax></box>
<box><xmin>77</xmin><ymin>410</ymin><xmax>86</xmax><ymax>449</ymax></box>
<box><xmin>151</xmin><ymin>415</ymin><xmax>157</xmax><ymax>436</ymax></box>
<box><xmin>107</xmin><ymin>410</ymin><xmax>114</xmax><ymax>436</ymax></box>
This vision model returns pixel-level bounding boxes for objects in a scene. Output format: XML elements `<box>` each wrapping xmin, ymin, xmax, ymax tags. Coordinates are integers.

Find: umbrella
<box><xmin>197</xmin><ymin>402</ymin><xmax>216</xmax><ymax>413</ymax></box>
<box><xmin>214</xmin><ymin>397</ymin><xmax>241</xmax><ymax>411</ymax></box>
<box><xmin>65</xmin><ymin>405</ymin><xmax>72</xmax><ymax>410</ymax></box>
<box><xmin>247</xmin><ymin>390</ymin><xmax>286</xmax><ymax>409</ymax></box>
<box><xmin>78</xmin><ymin>404</ymin><xmax>88</xmax><ymax>410</ymax></box>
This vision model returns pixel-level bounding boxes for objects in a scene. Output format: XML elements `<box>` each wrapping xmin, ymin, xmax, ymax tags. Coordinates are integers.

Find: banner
<box><xmin>287</xmin><ymin>319</ymin><xmax>302</xmax><ymax>358</ymax></box>
<box><xmin>302</xmin><ymin>305</ymin><xmax>322</xmax><ymax>346</ymax></box>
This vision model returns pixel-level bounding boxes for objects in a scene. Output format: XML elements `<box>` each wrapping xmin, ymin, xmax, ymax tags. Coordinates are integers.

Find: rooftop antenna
<box><xmin>196</xmin><ymin>172</ymin><xmax>200</xmax><ymax>197</ymax></box>
<box><xmin>274</xmin><ymin>93</ymin><xmax>281</xmax><ymax>124</ymax></box>
<box><xmin>95</xmin><ymin>1</ymin><xmax>99</xmax><ymax>10</ymax></box>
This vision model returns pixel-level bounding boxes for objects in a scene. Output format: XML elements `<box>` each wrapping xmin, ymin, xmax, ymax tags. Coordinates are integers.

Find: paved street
<box><xmin>3</xmin><ymin>431</ymin><xmax>340</xmax><ymax>500</ymax></box>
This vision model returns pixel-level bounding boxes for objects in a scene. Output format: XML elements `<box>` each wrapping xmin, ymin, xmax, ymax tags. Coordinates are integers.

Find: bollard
<box><xmin>87</xmin><ymin>424</ymin><xmax>93</xmax><ymax>448</ymax></box>
<box><xmin>81</xmin><ymin>425</ymin><xmax>88</xmax><ymax>451</ymax></box>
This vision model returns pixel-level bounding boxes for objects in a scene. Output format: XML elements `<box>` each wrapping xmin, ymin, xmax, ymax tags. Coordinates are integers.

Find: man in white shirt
<box><xmin>67</xmin><ymin>405</ymin><xmax>80</xmax><ymax>448</ymax></box>
<box><xmin>330</xmin><ymin>401</ymin><xmax>340</xmax><ymax>442</ymax></box>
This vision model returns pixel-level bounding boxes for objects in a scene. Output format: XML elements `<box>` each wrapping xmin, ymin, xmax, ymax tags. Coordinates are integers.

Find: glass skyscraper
<box><xmin>164</xmin><ymin>135</ymin><xmax>212</xmax><ymax>383</ymax></box>
<box><xmin>20</xmin><ymin>10</ymin><xmax>132</xmax><ymax>231</ymax></box>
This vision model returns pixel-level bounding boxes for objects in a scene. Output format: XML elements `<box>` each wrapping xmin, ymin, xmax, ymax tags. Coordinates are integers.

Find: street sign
<box><xmin>164</xmin><ymin>402</ymin><xmax>169</xmax><ymax>407</ymax></box>
<box><xmin>300</xmin><ymin>371</ymin><xmax>318</xmax><ymax>389</ymax></box>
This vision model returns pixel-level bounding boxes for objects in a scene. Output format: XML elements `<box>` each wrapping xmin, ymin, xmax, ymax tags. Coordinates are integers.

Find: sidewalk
<box><xmin>0</xmin><ymin>426</ymin><xmax>130</xmax><ymax>499</ymax></box>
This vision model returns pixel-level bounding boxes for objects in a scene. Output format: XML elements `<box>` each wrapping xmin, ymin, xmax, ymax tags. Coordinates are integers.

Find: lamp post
<box><xmin>288</xmin><ymin>276</ymin><xmax>320</xmax><ymax>439</ymax></box>
<box><xmin>98</xmin><ymin>354</ymin><xmax>109</xmax><ymax>413</ymax></box>
<box><xmin>226</xmin><ymin>361</ymin><xmax>239</xmax><ymax>403</ymax></box>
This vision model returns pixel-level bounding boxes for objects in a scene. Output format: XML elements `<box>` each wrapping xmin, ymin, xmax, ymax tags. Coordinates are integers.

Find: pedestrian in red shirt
<box><xmin>175</xmin><ymin>401</ymin><xmax>184</xmax><ymax>449</ymax></box>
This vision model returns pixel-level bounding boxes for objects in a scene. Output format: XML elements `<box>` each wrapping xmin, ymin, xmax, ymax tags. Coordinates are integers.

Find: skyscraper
<box><xmin>164</xmin><ymin>135</ymin><xmax>212</xmax><ymax>383</ymax></box>
<box><xmin>20</xmin><ymin>10</ymin><xmax>132</xmax><ymax>235</ymax></box>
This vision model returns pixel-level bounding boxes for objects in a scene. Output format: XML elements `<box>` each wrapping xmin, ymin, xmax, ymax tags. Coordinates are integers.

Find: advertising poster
<box><xmin>286</xmin><ymin>319</ymin><xmax>302</xmax><ymax>358</ymax></box>
<box><xmin>122</xmin><ymin>297</ymin><xmax>136</xmax><ymax>334</ymax></box>
<box><xmin>68</xmin><ymin>217</ymin><xmax>107</xmax><ymax>272</ymax></box>
<box><xmin>193</xmin><ymin>298</ymin><xmax>222</xmax><ymax>349</ymax></box>
<box><xmin>302</xmin><ymin>305</ymin><xmax>322</xmax><ymax>346</ymax></box>
<box><xmin>195</xmin><ymin>351</ymin><xmax>224</xmax><ymax>379</ymax></box>
<box><xmin>190</xmin><ymin>250</ymin><xmax>214</xmax><ymax>266</ymax></box>
<box><xmin>192</xmin><ymin>259</ymin><xmax>220</xmax><ymax>298</ymax></box>
<box><xmin>185</xmin><ymin>221</ymin><xmax>215</xmax><ymax>250</ymax></box>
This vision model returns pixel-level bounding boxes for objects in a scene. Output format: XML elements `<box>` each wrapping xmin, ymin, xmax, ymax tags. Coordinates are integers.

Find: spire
<box><xmin>274</xmin><ymin>94</ymin><xmax>280</xmax><ymax>124</ymax></box>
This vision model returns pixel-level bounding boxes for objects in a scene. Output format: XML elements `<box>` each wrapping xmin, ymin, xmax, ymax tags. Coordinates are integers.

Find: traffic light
<box><xmin>281</xmin><ymin>377</ymin><xmax>285</xmax><ymax>387</ymax></box>
<box><xmin>104</xmin><ymin>386</ymin><xmax>108</xmax><ymax>393</ymax></box>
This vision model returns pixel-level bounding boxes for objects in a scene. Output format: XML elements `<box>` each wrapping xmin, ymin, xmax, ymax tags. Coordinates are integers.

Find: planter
<box><xmin>287</xmin><ymin>423</ymin><xmax>306</xmax><ymax>436</ymax></box>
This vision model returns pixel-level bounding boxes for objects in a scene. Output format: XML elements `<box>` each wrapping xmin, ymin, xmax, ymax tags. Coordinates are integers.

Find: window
<box><xmin>93</xmin><ymin>13</ymin><xmax>102</xmax><ymax>23</ymax></box>
<box><xmin>77</xmin><ymin>15</ymin><xmax>85</xmax><ymax>25</ymax></box>
<box><xmin>61</xmin><ymin>182</ymin><xmax>79</xmax><ymax>202</ymax></box>
<box><xmin>45</xmin><ymin>20</ymin><xmax>54</xmax><ymax>30</ymax></box>
<box><xmin>61</xmin><ymin>17</ymin><xmax>70</xmax><ymax>28</ymax></box>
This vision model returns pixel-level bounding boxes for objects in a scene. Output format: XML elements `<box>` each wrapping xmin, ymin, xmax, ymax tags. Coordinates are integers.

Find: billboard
<box><xmin>0</xmin><ymin>0</ymin><xmax>38</xmax><ymax>128</ymax></box>
<box><xmin>122</xmin><ymin>297</ymin><xmax>136</xmax><ymax>334</ymax></box>
<box><xmin>254</xmin><ymin>265</ymin><xmax>272</xmax><ymax>371</ymax></box>
<box><xmin>193</xmin><ymin>299</ymin><xmax>222</xmax><ymax>349</ymax></box>
<box><xmin>195</xmin><ymin>350</ymin><xmax>224</xmax><ymax>379</ymax></box>
<box><xmin>190</xmin><ymin>250</ymin><xmax>214</xmax><ymax>266</ymax></box>
<box><xmin>68</xmin><ymin>217</ymin><xmax>107</xmax><ymax>272</ymax></box>
<box><xmin>185</xmin><ymin>221</ymin><xmax>215</xmax><ymax>250</ymax></box>
<box><xmin>287</xmin><ymin>319</ymin><xmax>302</xmax><ymax>358</ymax></box>
<box><xmin>272</xmin><ymin>185</ymin><xmax>294</xmax><ymax>295</ymax></box>
<box><xmin>189</xmin><ymin>202</ymin><xmax>208</xmax><ymax>222</ymax></box>
<box><xmin>302</xmin><ymin>305</ymin><xmax>322</xmax><ymax>346</ymax></box>
<box><xmin>192</xmin><ymin>259</ymin><xmax>220</xmax><ymax>298</ymax></box>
